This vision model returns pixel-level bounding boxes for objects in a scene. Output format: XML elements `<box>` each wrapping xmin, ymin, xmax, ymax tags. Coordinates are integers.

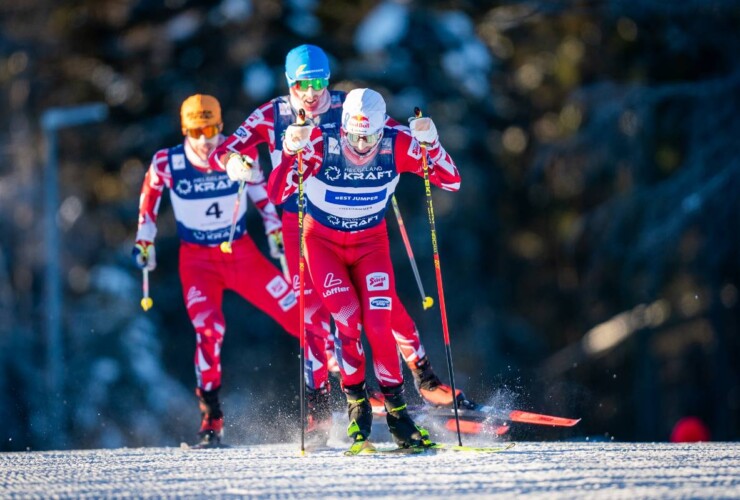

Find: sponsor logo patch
<box><xmin>328</xmin><ymin>137</ymin><xmax>340</xmax><ymax>155</ymax></box>
<box><xmin>292</xmin><ymin>274</ymin><xmax>312</xmax><ymax>294</ymax></box>
<box><xmin>325</xmin><ymin>189</ymin><xmax>386</xmax><ymax>206</ymax></box>
<box><xmin>366</xmin><ymin>272</ymin><xmax>389</xmax><ymax>291</ymax></box>
<box><xmin>323</xmin><ymin>286</ymin><xmax>350</xmax><ymax>298</ymax></box>
<box><xmin>266</xmin><ymin>276</ymin><xmax>289</xmax><ymax>298</ymax></box>
<box><xmin>323</xmin><ymin>273</ymin><xmax>342</xmax><ymax>288</ymax></box>
<box><xmin>322</xmin><ymin>273</ymin><xmax>349</xmax><ymax>297</ymax></box>
<box><xmin>186</xmin><ymin>286</ymin><xmax>207</xmax><ymax>308</ymax></box>
<box><xmin>175</xmin><ymin>179</ymin><xmax>192</xmax><ymax>195</ymax></box>
<box><xmin>279</xmin><ymin>291</ymin><xmax>297</xmax><ymax>311</ymax></box>
<box><xmin>325</xmin><ymin>165</ymin><xmax>341</xmax><ymax>181</ymax></box>
<box><xmin>369</xmin><ymin>296</ymin><xmax>392</xmax><ymax>310</ymax></box>
<box><xmin>172</xmin><ymin>154</ymin><xmax>186</xmax><ymax>170</ymax></box>
<box><xmin>191</xmin><ymin>177</ymin><xmax>234</xmax><ymax>194</ymax></box>
<box><xmin>325</xmin><ymin>213</ymin><xmax>381</xmax><ymax>230</ymax></box>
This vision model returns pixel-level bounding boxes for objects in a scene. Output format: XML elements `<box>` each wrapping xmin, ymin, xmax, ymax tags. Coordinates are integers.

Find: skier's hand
<box><xmin>132</xmin><ymin>240</ymin><xmax>156</xmax><ymax>271</ymax></box>
<box><xmin>409</xmin><ymin>117</ymin><xmax>438</xmax><ymax>146</ymax></box>
<box><xmin>283</xmin><ymin>124</ymin><xmax>312</xmax><ymax>154</ymax></box>
<box><xmin>226</xmin><ymin>153</ymin><xmax>259</xmax><ymax>182</ymax></box>
<box><xmin>267</xmin><ymin>229</ymin><xmax>284</xmax><ymax>259</ymax></box>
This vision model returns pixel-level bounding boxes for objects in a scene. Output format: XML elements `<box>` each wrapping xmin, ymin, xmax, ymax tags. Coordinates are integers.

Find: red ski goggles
<box><xmin>291</xmin><ymin>78</ymin><xmax>329</xmax><ymax>91</ymax></box>
<box><xmin>183</xmin><ymin>124</ymin><xmax>221</xmax><ymax>139</ymax></box>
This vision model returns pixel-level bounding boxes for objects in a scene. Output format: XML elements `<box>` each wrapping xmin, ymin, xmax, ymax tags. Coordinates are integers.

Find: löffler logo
<box><xmin>322</xmin><ymin>272</ymin><xmax>350</xmax><ymax>298</ymax></box>
<box><xmin>324</xmin><ymin>273</ymin><xmax>342</xmax><ymax>288</ymax></box>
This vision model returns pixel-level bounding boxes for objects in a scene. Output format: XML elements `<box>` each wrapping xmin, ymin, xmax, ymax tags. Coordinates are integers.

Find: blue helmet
<box><xmin>284</xmin><ymin>44</ymin><xmax>331</xmax><ymax>85</ymax></box>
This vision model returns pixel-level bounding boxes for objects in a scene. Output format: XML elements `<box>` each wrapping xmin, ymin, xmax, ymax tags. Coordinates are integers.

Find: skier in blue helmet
<box><xmin>210</xmin><ymin>44</ymin><xmax>477</xmax><ymax>446</ymax></box>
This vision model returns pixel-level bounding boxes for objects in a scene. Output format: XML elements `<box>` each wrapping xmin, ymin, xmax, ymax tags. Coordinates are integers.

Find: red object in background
<box><xmin>670</xmin><ymin>416</ymin><xmax>711</xmax><ymax>442</ymax></box>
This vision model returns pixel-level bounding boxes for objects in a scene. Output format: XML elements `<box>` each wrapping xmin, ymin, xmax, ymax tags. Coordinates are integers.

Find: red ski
<box><xmin>369</xmin><ymin>392</ymin><xmax>581</xmax><ymax>430</ymax></box>
<box><xmin>506</xmin><ymin>410</ymin><xmax>581</xmax><ymax>427</ymax></box>
<box><xmin>421</xmin><ymin>405</ymin><xmax>581</xmax><ymax>428</ymax></box>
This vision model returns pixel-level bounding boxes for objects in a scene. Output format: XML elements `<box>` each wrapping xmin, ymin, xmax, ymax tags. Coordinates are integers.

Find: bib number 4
<box><xmin>206</xmin><ymin>202</ymin><xmax>223</xmax><ymax>219</ymax></box>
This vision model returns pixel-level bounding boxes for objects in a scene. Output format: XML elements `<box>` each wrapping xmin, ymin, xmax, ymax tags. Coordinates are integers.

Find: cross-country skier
<box><xmin>209</xmin><ymin>46</ymin><xmax>475</xmax><ymax>443</ymax></box>
<box><xmin>266</xmin><ymin>87</ymin><xmax>461</xmax><ymax>451</ymax></box>
<box><xmin>132</xmin><ymin>94</ymin><xmax>308</xmax><ymax>448</ymax></box>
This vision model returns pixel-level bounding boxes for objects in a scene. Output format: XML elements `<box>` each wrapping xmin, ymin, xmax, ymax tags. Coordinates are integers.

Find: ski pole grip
<box><xmin>414</xmin><ymin>107</ymin><xmax>422</xmax><ymax>119</ymax></box>
<box><xmin>297</xmin><ymin>108</ymin><xmax>306</xmax><ymax>126</ymax></box>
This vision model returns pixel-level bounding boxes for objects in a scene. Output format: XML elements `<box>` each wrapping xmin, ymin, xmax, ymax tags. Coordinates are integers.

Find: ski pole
<box><xmin>220</xmin><ymin>179</ymin><xmax>246</xmax><ymax>254</ymax></box>
<box><xmin>391</xmin><ymin>195</ymin><xmax>434</xmax><ymax>310</ymax></box>
<box><xmin>296</xmin><ymin>108</ymin><xmax>308</xmax><ymax>455</ymax></box>
<box><xmin>140</xmin><ymin>268</ymin><xmax>153</xmax><ymax>311</ymax></box>
<box><xmin>414</xmin><ymin>106</ymin><xmax>463</xmax><ymax>446</ymax></box>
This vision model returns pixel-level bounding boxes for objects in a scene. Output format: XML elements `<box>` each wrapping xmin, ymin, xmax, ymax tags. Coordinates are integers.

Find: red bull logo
<box><xmin>349</xmin><ymin>114</ymin><xmax>370</xmax><ymax>131</ymax></box>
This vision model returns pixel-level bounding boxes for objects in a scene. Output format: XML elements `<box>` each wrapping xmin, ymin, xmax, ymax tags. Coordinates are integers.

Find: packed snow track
<box><xmin>1</xmin><ymin>442</ymin><xmax>738</xmax><ymax>498</ymax></box>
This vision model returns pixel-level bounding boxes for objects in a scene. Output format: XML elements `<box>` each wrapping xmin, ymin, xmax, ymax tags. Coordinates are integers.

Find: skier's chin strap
<box><xmin>341</xmin><ymin>135</ymin><xmax>381</xmax><ymax>166</ymax></box>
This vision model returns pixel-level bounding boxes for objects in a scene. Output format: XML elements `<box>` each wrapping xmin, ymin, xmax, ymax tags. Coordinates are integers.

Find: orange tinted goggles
<box><xmin>183</xmin><ymin>125</ymin><xmax>221</xmax><ymax>139</ymax></box>
<box><xmin>346</xmin><ymin>132</ymin><xmax>381</xmax><ymax>146</ymax></box>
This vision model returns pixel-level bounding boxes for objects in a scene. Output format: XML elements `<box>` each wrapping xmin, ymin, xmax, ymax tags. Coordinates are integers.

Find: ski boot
<box><xmin>195</xmin><ymin>386</ymin><xmax>224</xmax><ymax>448</ymax></box>
<box><xmin>306</xmin><ymin>384</ymin><xmax>333</xmax><ymax>447</ymax></box>
<box><xmin>344</xmin><ymin>382</ymin><xmax>375</xmax><ymax>454</ymax></box>
<box><xmin>381</xmin><ymin>383</ymin><xmax>431</xmax><ymax>448</ymax></box>
<box><xmin>410</xmin><ymin>356</ymin><xmax>479</xmax><ymax>410</ymax></box>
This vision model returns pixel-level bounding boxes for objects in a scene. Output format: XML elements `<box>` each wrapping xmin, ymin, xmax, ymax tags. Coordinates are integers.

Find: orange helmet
<box><xmin>180</xmin><ymin>94</ymin><xmax>222</xmax><ymax>130</ymax></box>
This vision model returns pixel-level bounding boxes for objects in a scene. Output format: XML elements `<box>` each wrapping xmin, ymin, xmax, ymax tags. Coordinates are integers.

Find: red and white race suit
<box><xmin>136</xmin><ymin>137</ymin><xmax>303</xmax><ymax>392</ymax></box>
<box><xmin>267</xmin><ymin>125</ymin><xmax>460</xmax><ymax>388</ymax></box>
<box><xmin>210</xmin><ymin>93</ymin><xmax>435</xmax><ymax>388</ymax></box>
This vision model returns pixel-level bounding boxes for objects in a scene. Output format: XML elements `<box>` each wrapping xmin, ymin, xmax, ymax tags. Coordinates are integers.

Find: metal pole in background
<box><xmin>40</xmin><ymin>103</ymin><xmax>107</xmax><ymax>449</ymax></box>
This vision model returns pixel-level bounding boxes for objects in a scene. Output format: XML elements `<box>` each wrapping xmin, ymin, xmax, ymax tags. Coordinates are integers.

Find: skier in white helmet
<box><xmin>266</xmin><ymin>88</ymin><xmax>462</xmax><ymax>452</ymax></box>
<box><xmin>210</xmin><ymin>45</ymin><xmax>476</xmax><ymax>446</ymax></box>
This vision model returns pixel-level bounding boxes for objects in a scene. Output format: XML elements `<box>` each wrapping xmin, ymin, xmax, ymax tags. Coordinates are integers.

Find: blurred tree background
<box><xmin>1</xmin><ymin>0</ymin><xmax>738</xmax><ymax>450</ymax></box>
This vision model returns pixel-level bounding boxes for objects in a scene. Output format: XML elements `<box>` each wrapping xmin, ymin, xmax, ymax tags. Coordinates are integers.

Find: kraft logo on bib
<box><xmin>366</xmin><ymin>272</ymin><xmax>389</xmax><ymax>291</ymax></box>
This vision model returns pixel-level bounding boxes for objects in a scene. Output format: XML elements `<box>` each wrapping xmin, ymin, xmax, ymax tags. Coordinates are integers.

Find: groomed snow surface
<box><xmin>2</xmin><ymin>441</ymin><xmax>739</xmax><ymax>498</ymax></box>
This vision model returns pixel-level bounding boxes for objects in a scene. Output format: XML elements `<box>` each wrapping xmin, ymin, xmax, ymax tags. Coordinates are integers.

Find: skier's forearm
<box><xmin>396</xmin><ymin>135</ymin><xmax>461</xmax><ymax>192</ymax></box>
<box><xmin>424</xmin><ymin>142</ymin><xmax>460</xmax><ymax>192</ymax></box>
<box><xmin>210</xmin><ymin>142</ymin><xmax>260</xmax><ymax>172</ymax></box>
<box><xmin>210</xmin><ymin>103</ymin><xmax>274</xmax><ymax>171</ymax></box>
<box><xmin>136</xmin><ymin>161</ymin><xmax>167</xmax><ymax>241</ymax></box>
<box><xmin>267</xmin><ymin>152</ymin><xmax>300</xmax><ymax>205</ymax></box>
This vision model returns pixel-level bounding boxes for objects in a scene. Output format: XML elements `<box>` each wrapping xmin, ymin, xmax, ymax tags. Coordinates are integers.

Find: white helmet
<box><xmin>341</xmin><ymin>88</ymin><xmax>386</xmax><ymax>137</ymax></box>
